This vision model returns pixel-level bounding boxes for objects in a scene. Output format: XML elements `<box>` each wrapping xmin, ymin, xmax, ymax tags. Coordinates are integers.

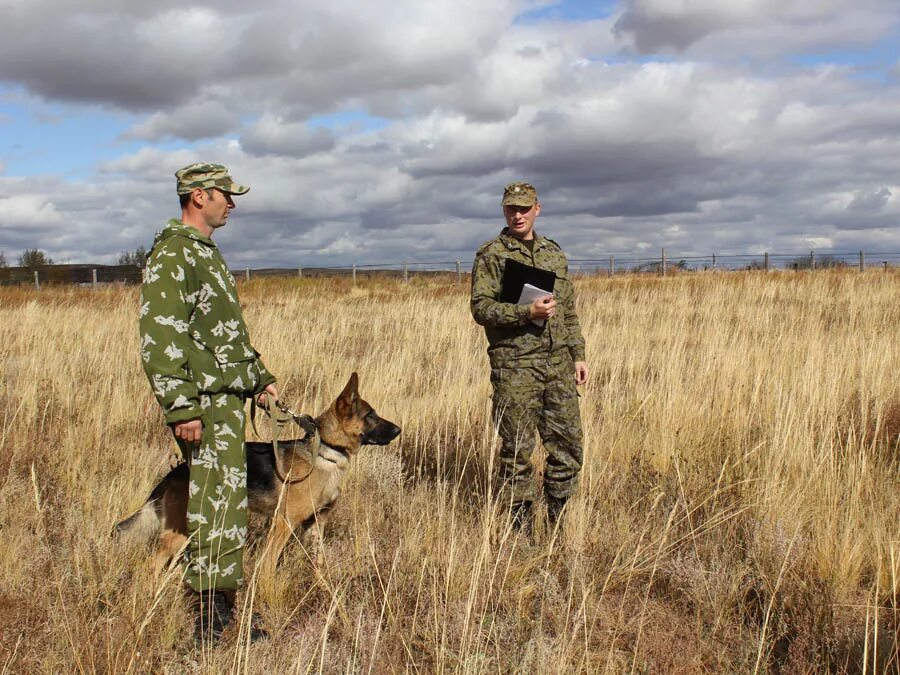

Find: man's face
<box><xmin>201</xmin><ymin>188</ymin><xmax>235</xmax><ymax>230</ymax></box>
<box><xmin>503</xmin><ymin>201</ymin><xmax>540</xmax><ymax>240</ymax></box>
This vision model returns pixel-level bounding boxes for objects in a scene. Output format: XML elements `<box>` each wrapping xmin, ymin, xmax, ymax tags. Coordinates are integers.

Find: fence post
<box><xmin>245</xmin><ymin>268</ymin><xmax>250</xmax><ymax>282</ymax></box>
<box><xmin>712</xmin><ymin>253</ymin><xmax>716</xmax><ymax>269</ymax></box>
<box><xmin>609</xmin><ymin>256</ymin><xmax>614</xmax><ymax>277</ymax></box>
<box><xmin>764</xmin><ymin>252</ymin><xmax>769</xmax><ymax>272</ymax></box>
<box><xmin>884</xmin><ymin>261</ymin><xmax>889</xmax><ymax>272</ymax></box>
<box><xmin>810</xmin><ymin>251</ymin><xmax>815</xmax><ymax>270</ymax></box>
<box><xmin>298</xmin><ymin>263</ymin><xmax>303</xmax><ymax>279</ymax></box>
<box><xmin>403</xmin><ymin>261</ymin><xmax>408</xmax><ymax>283</ymax></box>
<box><xmin>859</xmin><ymin>251</ymin><xmax>864</xmax><ymax>272</ymax></box>
<box><xmin>352</xmin><ymin>264</ymin><xmax>357</xmax><ymax>286</ymax></box>
<box><xmin>34</xmin><ymin>270</ymin><xmax>40</xmax><ymax>290</ymax></box>
<box><xmin>661</xmin><ymin>248</ymin><xmax>667</xmax><ymax>276</ymax></box>
<box><xmin>455</xmin><ymin>260</ymin><xmax>461</xmax><ymax>285</ymax></box>
<box><xmin>91</xmin><ymin>268</ymin><xmax>98</xmax><ymax>288</ymax></box>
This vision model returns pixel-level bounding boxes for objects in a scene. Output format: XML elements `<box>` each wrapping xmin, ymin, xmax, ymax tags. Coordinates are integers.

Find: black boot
<box><xmin>546</xmin><ymin>495</ymin><xmax>568</xmax><ymax>527</ymax></box>
<box><xmin>247</xmin><ymin>612</ymin><xmax>270</xmax><ymax>643</ymax></box>
<box><xmin>193</xmin><ymin>590</ymin><xmax>234</xmax><ymax>644</ymax></box>
<box><xmin>510</xmin><ymin>501</ymin><xmax>534</xmax><ymax>534</ymax></box>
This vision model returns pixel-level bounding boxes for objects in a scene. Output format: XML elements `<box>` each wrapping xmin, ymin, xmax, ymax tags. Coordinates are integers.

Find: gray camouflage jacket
<box><xmin>471</xmin><ymin>228</ymin><xmax>586</xmax><ymax>367</ymax></box>
<box><xmin>139</xmin><ymin>219</ymin><xmax>276</xmax><ymax>424</ymax></box>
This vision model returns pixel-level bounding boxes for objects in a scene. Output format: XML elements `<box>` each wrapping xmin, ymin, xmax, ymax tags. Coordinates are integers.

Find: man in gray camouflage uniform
<box><xmin>471</xmin><ymin>182</ymin><xmax>588</xmax><ymax>531</ymax></box>
<box><xmin>139</xmin><ymin>163</ymin><xmax>277</xmax><ymax>642</ymax></box>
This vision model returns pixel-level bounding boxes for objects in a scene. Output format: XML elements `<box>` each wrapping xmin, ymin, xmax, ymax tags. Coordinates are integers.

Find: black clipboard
<box><xmin>499</xmin><ymin>258</ymin><xmax>556</xmax><ymax>303</ymax></box>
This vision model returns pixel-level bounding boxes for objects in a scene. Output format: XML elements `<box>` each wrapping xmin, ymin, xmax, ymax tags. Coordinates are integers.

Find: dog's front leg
<box><xmin>258</xmin><ymin>514</ymin><xmax>294</xmax><ymax>581</ymax></box>
<box><xmin>301</xmin><ymin>511</ymin><xmax>330</xmax><ymax>568</ymax></box>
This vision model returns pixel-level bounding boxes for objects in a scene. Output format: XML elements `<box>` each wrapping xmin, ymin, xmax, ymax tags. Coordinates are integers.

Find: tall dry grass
<box><xmin>1</xmin><ymin>271</ymin><xmax>899</xmax><ymax>673</ymax></box>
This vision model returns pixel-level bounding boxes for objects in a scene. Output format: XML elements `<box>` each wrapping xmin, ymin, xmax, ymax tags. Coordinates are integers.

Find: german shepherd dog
<box><xmin>115</xmin><ymin>372</ymin><xmax>401</xmax><ymax>579</ymax></box>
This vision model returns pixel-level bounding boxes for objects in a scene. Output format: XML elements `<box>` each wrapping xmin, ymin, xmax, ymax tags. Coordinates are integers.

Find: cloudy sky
<box><xmin>1</xmin><ymin>0</ymin><xmax>899</xmax><ymax>268</ymax></box>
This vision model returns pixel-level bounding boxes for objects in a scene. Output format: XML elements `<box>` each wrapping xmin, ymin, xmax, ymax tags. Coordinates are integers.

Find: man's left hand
<box><xmin>574</xmin><ymin>361</ymin><xmax>588</xmax><ymax>386</ymax></box>
<box><xmin>256</xmin><ymin>383</ymin><xmax>279</xmax><ymax>408</ymax></box>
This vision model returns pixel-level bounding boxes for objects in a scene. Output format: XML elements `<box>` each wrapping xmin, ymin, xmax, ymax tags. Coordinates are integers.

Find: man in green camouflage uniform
<box><xmin>139</xmin><ymin>163</ymin><xmax>277</xmax><ymax>641</ymax></box>
<box><xmin>471</xmin><ymin>182</ymin><xmax>588</xmax><ymax>530</ymax></box>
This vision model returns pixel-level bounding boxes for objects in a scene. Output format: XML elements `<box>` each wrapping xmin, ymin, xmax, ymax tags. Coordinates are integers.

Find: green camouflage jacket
<box><xmin>471</xmin><ymin>229</ymin><xmax>586</xmax><ymax>368</ymax></box>
<box><xmin>139</xmin><ymin>219</ymin><xmax>276</xmax><ymax>424</ymax></box>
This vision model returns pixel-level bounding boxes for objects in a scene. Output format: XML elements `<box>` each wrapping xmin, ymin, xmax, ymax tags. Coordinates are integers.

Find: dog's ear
<box><xmin>336</xmin><ymin>372</ymin><xmax>359</xmax><ymax>415</ymax></box>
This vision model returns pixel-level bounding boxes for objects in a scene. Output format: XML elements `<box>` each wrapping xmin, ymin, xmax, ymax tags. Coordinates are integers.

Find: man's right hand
<box><xmin>529</xmin><ymin>295</ymin><xmax>556</xmax><ymax>320</ymax></box>
<box><xmin>172</xmin><ymin>418</ymin><xmax>203</xmax><ymax>445</ymax></box>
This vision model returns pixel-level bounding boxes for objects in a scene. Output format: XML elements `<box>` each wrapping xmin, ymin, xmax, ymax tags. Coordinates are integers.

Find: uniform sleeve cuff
<box><xmin>164</xmin><ymin>406</ymin><xmax>203</xmax><ymax>425</ymax></box>
<box><xmin>517</xmin><ymin>304</ymin><xmax>532</xmax><ymax>325</ymax></box>
<box><xmin>255</xmin><ymin>372</ymin><xmax>276</xmax><ymax>395</ymax></box>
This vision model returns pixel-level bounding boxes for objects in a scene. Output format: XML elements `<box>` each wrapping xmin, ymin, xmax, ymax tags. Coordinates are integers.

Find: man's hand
<box><xmin>256</xmin><ymin>383</ymin><xmax>279</xmax><ymax>409</ymax></box>
<box><xmin>529</xmin><ymin>295</ymin><xmax>556</xmax><ymax>320</ymax></box>
<box><xmin>172</xmin><ymin>418</ymin><xmax>202</xmax><ymax>445</ymax></box>
<box><xmin>575</xmin><ymin>361</ymin><xmax>588</xmax><ymax>386</ymax></box>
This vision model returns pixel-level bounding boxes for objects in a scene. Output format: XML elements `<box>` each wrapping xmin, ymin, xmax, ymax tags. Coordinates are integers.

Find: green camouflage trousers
<box><xmin>491</xmin><ymin>354</ymin><xmax>584</xmax><ymax>504</ymax></box>
<box><xmin>177</xmin><ymin>392</ymin><xmax>248</xmax><ymax>592</ymax></box>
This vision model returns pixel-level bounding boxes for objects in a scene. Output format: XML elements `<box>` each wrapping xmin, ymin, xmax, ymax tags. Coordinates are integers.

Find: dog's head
<box><xmin>317</xmin><ymin>372</ymin><xmax>401</xmax><ymax>454</ymax></box>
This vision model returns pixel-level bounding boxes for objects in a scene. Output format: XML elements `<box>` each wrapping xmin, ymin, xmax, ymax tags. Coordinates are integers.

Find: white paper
<box><xmin>518</xmin><ymin>283</ymin><xmax>553</xmax><ymax>327</ymax></box>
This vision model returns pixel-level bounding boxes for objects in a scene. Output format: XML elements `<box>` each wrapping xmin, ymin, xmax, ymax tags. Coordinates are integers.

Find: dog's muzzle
<box><xmin>364</xmin><ymin>421</ymin><xmax>401</xmax><ymax>445</ymax></box>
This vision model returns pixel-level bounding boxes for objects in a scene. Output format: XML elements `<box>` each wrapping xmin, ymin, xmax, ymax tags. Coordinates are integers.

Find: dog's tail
<box><xmin>112</xmin><ymin>500</ymin><xmax>161</xmax><ymax>540</ymax></box>
<box><xmin>111</xmin><ymin>469</ymin><xmax>178</xmax><ymax>540</ymax></box>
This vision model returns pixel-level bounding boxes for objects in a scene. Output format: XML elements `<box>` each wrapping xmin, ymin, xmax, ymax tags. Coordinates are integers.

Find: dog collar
<box><xmin>317</xmin><ymin>441</ymin><xmax>351</xmax><ymax>463</ymax></box>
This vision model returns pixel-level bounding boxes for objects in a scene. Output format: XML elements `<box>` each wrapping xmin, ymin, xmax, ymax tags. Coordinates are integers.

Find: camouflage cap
<box><xmin>501</xmin><ymin>182</ymin><xmax>538</xmax><ymax>207</ymax></box>
<box><xmin>175</xmin><ymin>163</ymin><xmax>250</xmax><ymax>196</ymax></box>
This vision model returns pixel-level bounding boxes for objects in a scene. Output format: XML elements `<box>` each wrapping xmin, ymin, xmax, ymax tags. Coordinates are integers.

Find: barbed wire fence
<box><xmin>0</xmin><ymin>264</ymin><xmax>144</xmax><ymax>289</ymax></box>
<box><xmin>571</xmin><ymin>250</ymin><xmax>900</xmax><ymax>275</ymax></box>
<box><xmin>3</xmin><ymin>249</ymin><xmax>900</xmax><ymax>289</ymax></box>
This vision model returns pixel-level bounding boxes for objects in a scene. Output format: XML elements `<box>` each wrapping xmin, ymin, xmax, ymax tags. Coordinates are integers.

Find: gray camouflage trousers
<box><xmin>491</xmin><ymin>353</ymin><xmax>584</xmax><ymax>504</ymax></box>
<box><xmin>176</xmin><ymin>392</ymin><xmax>248</xmax><ymax>593</ymax></box>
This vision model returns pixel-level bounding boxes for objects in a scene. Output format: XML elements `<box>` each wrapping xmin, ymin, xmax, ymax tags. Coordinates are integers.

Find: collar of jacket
<box><xmin>163</xmin><ymin>218</ymin><xmax>216</xmax><ymax>247</ymax></box>
<box><xmin>498</xmin><ymin>228</ymin><xmax>547</xmax><ymax>253</ymax></box>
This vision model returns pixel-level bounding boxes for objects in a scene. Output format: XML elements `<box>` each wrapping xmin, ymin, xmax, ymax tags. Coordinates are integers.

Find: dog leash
<box><xmin>250</xmin><ymin>396</ymin><xmax>320</xmax><ymax>484</ymax></box>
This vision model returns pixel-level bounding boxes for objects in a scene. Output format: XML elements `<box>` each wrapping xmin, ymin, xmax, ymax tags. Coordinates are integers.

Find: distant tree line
<box><xmin>18</xmin><ymin>249</ymin><xmax>54</xmax><ymax>270</ymax></box>
<box><xmin>118</xmin><ymin>246</ymin><xmax>148</xmax><ymax>268</ymax></box>
<box><xmin>0</xmin><ymin>246</ymin><xmax>148</xmax><ymax>271</ymax></box>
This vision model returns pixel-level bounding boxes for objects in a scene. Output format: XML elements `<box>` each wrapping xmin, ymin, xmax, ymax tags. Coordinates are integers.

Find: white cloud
<box><xmin>847</xmin><ymin>187</ymin><xmax>892</xmax><ymax>214</ymax></box>
<box><xmin>0</xmin><ymin>194</ymin><xmax>63</xmax><ymax>228</ymax></box>
<box><xmin>124</xmin><ymin>101</ymin><xmax>242</xmax><ymax>141</ymax></box>
<box><xmin>615</xmin><ymin>0</ymin><xmax>896</xmax><ymax>57</ymax></box>
<box><xmin>240</xmin><ymin>115</ymin><xmax>336</xmax><ymax>158</ymax></box>
<box><xmin>0</xmin><ymin>1</ymin><xmax>899</xmax><ymax>265</ymax></box>
<box><xmin>0</xmin><ymin>0</ymin><xmax>523</xmax><ymax>113</ymax></box>
<box><xmin>98</xmin><ymin>147</ymin><xmax>197</xmax><ymax>186</ymax></box>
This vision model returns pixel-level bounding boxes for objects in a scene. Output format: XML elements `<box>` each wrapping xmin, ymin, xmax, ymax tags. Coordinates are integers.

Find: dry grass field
<box><xmin>1</xmin><ymin>270</ymin><xmax>899</xmax><ymax>674</ymax></box>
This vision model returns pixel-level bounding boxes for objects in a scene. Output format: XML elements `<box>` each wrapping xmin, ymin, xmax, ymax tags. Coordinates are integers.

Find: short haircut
<box><xmin>179</xmin><ymin>188</ymin><xmax>214</xmax><ymax>209</ymax></box>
